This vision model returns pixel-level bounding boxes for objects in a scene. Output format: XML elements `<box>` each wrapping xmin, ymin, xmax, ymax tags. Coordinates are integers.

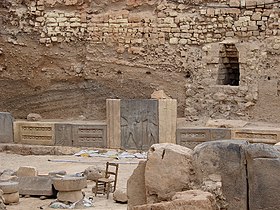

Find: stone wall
<box><xmin>0</xmin><ymin>0</ymin><xmax>279</xmax><ymax>121</ymax></box>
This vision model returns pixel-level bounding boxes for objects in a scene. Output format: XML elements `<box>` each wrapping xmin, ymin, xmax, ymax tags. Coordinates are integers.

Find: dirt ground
<box><xmin>0</xmin><ymin>152</ymin><xmax>140</xmax><ymax>210</ymax></box>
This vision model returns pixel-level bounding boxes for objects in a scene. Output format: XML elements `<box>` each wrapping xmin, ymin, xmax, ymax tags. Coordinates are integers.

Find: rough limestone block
<box><xmin>72</xmin><ymin>123</ymin><xmax>107</xmax><ymax>148</ymax></box>
<box><xmin>245</xmin><ymin>144</ymin><xmax>280</xmax><ymax>210</ymax></box>
<box><xmin>57</xmin><ymin>190</ymin><xmax>83</xmax><ymax>203</ymax></box>
<box><xmin>55</xmin><ymin>123</ymin><xmax>73</xmax><ymax>146</ymax></box>
<box><xmin>158</xmin><ymin>99</ymin><xmax>177</xmax><ymax>144</ymax></box>
<box><xmin>83</xmin><ymin>166</ymin><xmax>105</xmax><ymax>181</ymax></box>
<box><xmin>17</xmin><ymin>176</ymin><xmax>54</xmax><ymax>196</ymax></box>
<box><xmin>14</xmin><ymin>121</ymin><xmax>55</xmax><ymax>145</ymax></box>
<box><xmin>231</xmin><ymin>128</ymin><xmax>280</xmax><ymax>144</ymax></box>
<box><xmin>52</xmin><ymin>176</ymin><xmax>87</xmax><ymax>192</ymax></box>
<box><xmin>193</xmin><ymin>140</ymin><xmax>248</xmax><ymax>210</ymax></box>
<box><xmin>106</xmin><ymin>99</ymin><xmax>121</xmax><ymax>149</ymax></box>
<box><xmin>2</xmin><ymin>192</ymin><xmax>19</xmax><ymax>204</ymax></box>
<box><xmin>0</xmin><ymin>182</ymin><xmax>18</xmax><ymax>194</ymax></box>
<box><xmin>113</xmin><ymin>189</ymin><xmax>128</xmax><ymax>203</ymax></box>
<box><xmin>17</xmin><ymin>166</ymin><xmax>38</xmax><ymax>177</ymax></box>
<box><xmin>0</xmin><ymin>112</ymin><xmax>14</xmax><ymax>143</ymax></box>
<box><xmin>145</xmin><ymin>144</ymin><xmax>193</xmax><ymax>203</ymax></box>
<box><xmin>133</xmin><ymin>190</ymin><xmax>216</xmax><ymax>210</ymax></box>
<box><xmin>127</xmin><ymin>161</ymin><xmax>147</xmax><ymax>210</ymax></box>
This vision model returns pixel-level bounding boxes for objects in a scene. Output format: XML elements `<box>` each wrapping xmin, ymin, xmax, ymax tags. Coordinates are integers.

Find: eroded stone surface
<box><xmin>127</xmin><ymin>161</ymin><xmax>147</xmax><ymax>210</ymax></box>
<box><xmin>83</xmin><ymin>166</ymin><xmax>105</xmax><ymax>181</ymax></box>
<box><xmin>113</xmin><ymin>189</ymin><xmax>128</xmax><ymax>203</ymax></box>
<box><xmin>2</xmin><ymin>192</ymin><xmax>19</xmax><ymax>205</ymax></box>
<box><xmin>133</xmin><ymin>190</ymin><xmax>216</xmax><ymax>210</ymax></box>
<box><xmin>0</xmin><ymin>182</ymin><xmax>18</xmax><ymax>194</ymax></box>
<box><xmin>57</xmin><ymin>190</ymin><xmax>84</xmax><ymax>203</ymax></box>
<box><xmin>52</xmin><ymin>176</ymin><xmax>87</xmax><ymax>192</ymax></box>
<box><xmin>17</xmin><ymin>166</ymin><xmax>38</xmax><ymax>177</ymax></box>
<box><xmin>145</xmin><ymin>143</ymin><xmax>194</xmax><ymax>203</ymax></box>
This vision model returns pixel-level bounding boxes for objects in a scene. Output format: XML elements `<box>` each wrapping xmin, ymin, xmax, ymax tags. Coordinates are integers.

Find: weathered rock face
<box><xmin>245</xmin><ymin>144</ymin><xmax>280</xmax><ymax>210</ymax></box>
<box><xmin>0</xmin><ymin>190</ymin><xmax>6</xmax><ymax>210</ymax></box>
<box><xmin>0</xmin><ymin>182</ymin><xmax>18</xmax><ymax>194</ymax></box>
<box><xmin>133</xmin><ymin>190</ymin><xmax>216</xmax><ymax>210</ymax></box>
<box><xmin>2</xmin><ymin>192</ymin><xmax>19</xmax><ymax>205</ymax></box>
<box><xmin>57</xmin><ymin>190</ymin><xmax>84</xmax><ymax>203</ymax></box>
<box><xmin>83</xmin><ymin>166</ymin><xmax>105</xmax><ymax>181</ymax></box>
<box><xmin>26</xmin><ymin>113</ymin><xmax>42</xmax><ymax>121</ymax></box>
<box><xmin>193</xmin><ymin>140</ymin><xmax>248</xmax><ymax>210</ymax></box>
<box><xmin>17</xmin><ymin>166</ymin><xmax>38</xmax><ymax>177</ymax></box>
<box><xmin>145</xmin><ymin>143</ymin><xmax>194</xmax><ymax>203</ymax></box>
<box><xmin>113</xmin><ymin>189</ymin><xmax>128</xmax><ymax>203</ymax></box>
<box><xmin>127</xmin><ymin>161</ymin><xmax>147</xmax><ymax>210</ymax></box>
<box><xmin>52</xmin><ymin>176</ymin><xmax>87</xmax><ymax>192</ymax></box>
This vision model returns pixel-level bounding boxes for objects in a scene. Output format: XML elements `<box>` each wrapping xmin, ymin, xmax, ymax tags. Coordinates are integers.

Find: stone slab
<box><xmin>127</xmin><ymin>161</ymin><xmax>147</xmax><ymax>210</ymax></box>
<box><xmin>193</xmin><ymin>140</ymin><xmax>248</xmax><ymax>210</ymax></box>
<box><xmin>72</xmin><ymin>123</ymin><xmax>107</xmax><ymax>148</ymax></box>
<box><xmin>55</xmin><ymin>123</ymin><xmax>73</xmax><ymax>146</ymax></box>
<box><xmin>17</xmin><ymin>176</ymin><xmax>54</xmax><ymax>196</ymax></box>
<box><xmin>2</xmin><ymin>192</ymin><xmax>19</xmax><ymax>204</ymax></box>
<box><xmin>158</xmin><ymin>99</ymin><xmax>177</xmax><ymax>144</ymax></box>
<box><xmin>0</xmin><ymin>182</ymin><xmax>18</xmax><ymax>194</ymax></box>
<box><xmin>177</xmin><ymin>128</ymin><xmax>231</xmax><ymax>149</ymax></box>
<box><xmin>106</xmin><ymin>99</ymin><xmax>121</xmax><ymax>149</ymax></box>
<box><xmin>232</xmin><ymin>128</ymin><xmax>280</xmax><ymax>144</ymax></box>
<box><xmin>0</xmin><ymin>112</ymin><xmax>14</xmax><ymax>143</ymax></box>
<box><xmin>14</xmin><ymin>121</ymin><xmax>55</xmax><ymax>145</ymax></box>
<box><xmin>52</xmin><ymin>176</ymin><xmax>87</xmax><ymax>192</ymax></box>
<box><xmin>57</xmin><ymin>190</ymin><xmax>83</xmax><ymax>203</ymax></box>
<box><xmin>17</xmin><ymin>166</ymin><xmax>38</xmax><ymax>177</ymax></box>
<box><xmin>245</xmin><ymin>144</ymin><xmax>280</xmax><ymax>210</ymax></box>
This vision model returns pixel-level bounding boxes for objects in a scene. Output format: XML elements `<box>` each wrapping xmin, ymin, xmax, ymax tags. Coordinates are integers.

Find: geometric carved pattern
<box><xmin>232</xmin><ymin>129</ymin><xmax>280</xmax><ymax>144</ymax></box>
<box><xmin>176</xmin><ymin>128</ymin><xmax>231</xmax><ymax>149</ymax></box>
<box><xmin>72</xmin><ymin>123</ymin><xmax>107</xmax><ymax>148</ymax></box>
<box><xmin>15</xmin><ymin>122</ymin><xmax>55</xmax><ymax>145</ymax></box>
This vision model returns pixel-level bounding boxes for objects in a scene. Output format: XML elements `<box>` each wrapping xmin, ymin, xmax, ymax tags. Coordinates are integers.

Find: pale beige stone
<box><xmin>113</xmin><ymin>189</ymin><xmax>128</xmax><ymax>203</ymax></box>
<box><xmin>52</xmin><ymin>176</ymin><xmax>87</xmax><ymax>192</ymax></box>
<box><xmin>127</xmin><ymin>161</ymin><xmax>147</xmax><ymax>210</ymax></box>
<box><xmin>17</xmin><ymin>166</ymin><xmax>38</xmax><ymax>177</ymax></box>
<box><xmin>133</xmin><ymin>190</ymin><xmax>216</xmax><ymax>210</ymax></box>
<box><xmin>57</xmin><ymin>190</ymin><xmax>83</xmax><ymax>202</ymax></box>
<box><xmin>145</xmin><ymin>144</ymin><xmax>193</xmax><ymax>203</ymax></box>
<box><xmin>2</xmin><ymin>192</ymin><xmax>19</xmax><ymax>204</ymax></box>
<box><xmin>158</xmin><ymin>99</ymin><xmax>177</xmax><ymax>144</ymax></box>
<box><xmin>106</xmin><ymin>99</ymin><xmax>121</xmax><ymax>149</ymax></box>
<box><xmin>151</xmin><ymin>90</ymin><xmax>170</xmax><ymax>99</ymax></box>
<box><xmin>27</xmin><ymin>113</ymin><xmax>42</xmax><ymax>121</ymax></box>
<box><xmin>83</xmin><ymin>166</ymin><xmax>105</xmax><ymax>181</ymax></box>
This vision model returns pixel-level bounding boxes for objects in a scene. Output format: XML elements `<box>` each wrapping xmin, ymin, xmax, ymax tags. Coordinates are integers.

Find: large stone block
<box><xmin>52</xmin><ymin>176</ymin><xmax>87</xmax><ymax>192</ymax></box>
<box><xmin>158</xmin><ymin>99</ymin><xmax>177</xmax><ymax>144</ymax></box>
<box><xmin>17</xmin><ymin>166</ymin><xmax>38</xmax><ymax>177</ymax></box>
<box><xmin>133</xmin><ymin>190</ymin><xmax>216</xmax><ymax>210</ymax></box>
<box><xmin>55</xmin><ymin>123</ymin><xmax>73</xmax><ymax>146</ymax></box>
<box><xmin>2</xmin><ymin>192</ymin><xmax>19</xmax><ymax>204</ymax></box>
<box><xmin>193</xmin><ymin>140</ymin><xmax>248</xmax><ymax>210</ymax></box>
<box><xmin>17</xmin><ymin>176</ymin><xmax>54</xmax><ymax>196</ymax></box>
<box><xmin>106</xmin><ymin>99</ymin><xmax>121</xmax><ymax>149</ymax></box>
<box><xmin>0</xmin><ymin>182</ymin><xmax>18</xmax><ymax>194</ymax></box>
<box><xmin>231</xmin><ymin>128</ymin><xmax>280</xmax><ymax>144</ymax></box>
<box><xmin>245</xmin><ymin>144</ymin><xmax>280</xmax><ymax>210</ymax></box>
<box><xmin>145</xmin><ymin>144</ymin><xmax>193</xmax><ymax>203</ymax></box>
<box><xmin>127</xmin><ymin>161</ymin><xmax>147</xmax><ymax>210</ymax></box>
<box><xmin>0</xmin><ymin>112</ymin><xmax>13</xmax><ymax>143</ymax></box>
<box><xmin>14</xmin><ymin>121</ymin><xmax>55</xmax><ymax>145</ymax></box>
<box><xmin>72</xmin><ymin>123</ymin><xmax>107</xmax><ymax>148</ymax></box>
<box><xmin>176</xmin><ymin>128</ymin><xmax>231</xmax><ymax>149</ymax></box>
<box><xmin>57</xmin><ymin>190</ymin><xmax>83</xmax><ymax>203</ymax></box>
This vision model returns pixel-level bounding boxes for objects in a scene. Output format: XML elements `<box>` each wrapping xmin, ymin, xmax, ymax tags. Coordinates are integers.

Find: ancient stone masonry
<box><xmin>0</xmin><ymin>0</ymin><xmax>280</xmax><ymax>121</ymax></box>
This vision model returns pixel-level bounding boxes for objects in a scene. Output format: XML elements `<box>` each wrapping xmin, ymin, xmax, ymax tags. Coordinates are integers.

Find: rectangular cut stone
<box><xmin>55</xmin><ymin>123</ymin><xmax>73</xmax><ymax>146</ymax></box>
<box><xmin>72</xmin><ymin>123</ymin><xmax>107</xmax><ymax>148</ymax></box>
<box><xmin>106</xmin><ymin>99</ymin><xmax>121</xmax><ymax>149</ymax></box>
<box><xmin>0</xmin><ymin>112</ymin><xmax>14</xmax><ymax>143</ymax></box>
<box><xmin>120</xmin><ymin>99</ymin><xmax>159</xmax><ymax>150</ymax></box>
<box><xmin>14</xmin><ymin>121</ymin><xmax>55</xmax><ymax>145</ymax></box>
<box><xmin>232</xmin><ymin>129</ymin><xmax>280</xmax><ymax>144</ymax></box>
<box><xmin>17</xmin><ymin>176</ymin><xmax>54</xmax><ymax>196</ymax></box>
<box><xmin>177</xmin><ymin>128</ymin><xmax>211</xmax><ymax>149</ymax></box>
<box><xmin>177</xmin><ymin>128</ymin><xmax>231</xmax><ymax>149</ymax></box>
<box><xmin>158</xmin><ymin>99</ymin><xmax>177</xmax><ymax>144</ymax></box>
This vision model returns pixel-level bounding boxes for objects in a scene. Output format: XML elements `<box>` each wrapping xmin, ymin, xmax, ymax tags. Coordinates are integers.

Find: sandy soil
<box><xmin>0</xmin><ymin>152</ymin><xmax>140</xmax><ymax>210</ymax></box>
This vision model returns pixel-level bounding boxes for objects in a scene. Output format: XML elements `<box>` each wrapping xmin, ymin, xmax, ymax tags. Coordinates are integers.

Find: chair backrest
<box><xmin>105</xmin><ymin>162</ymin><xmax>119</xmax><ymax>191</ymax></box>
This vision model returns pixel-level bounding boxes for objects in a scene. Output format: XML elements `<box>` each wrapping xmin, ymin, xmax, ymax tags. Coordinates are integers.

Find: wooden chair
<box><xmin>94</xmin><ymin>162</ymin><xmax>119</xmax><ymax>199</ymax></box>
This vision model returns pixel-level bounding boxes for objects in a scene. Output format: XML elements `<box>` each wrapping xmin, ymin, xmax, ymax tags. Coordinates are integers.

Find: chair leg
<box><xmin>106</xmin><ymin>183</ymin><xmax>111</xmax><ymax>199</ymax></box>
<box><xmin>94</xmin><ymin>181</ymin><xmax>98</xmax><ymax>197</ymax></box>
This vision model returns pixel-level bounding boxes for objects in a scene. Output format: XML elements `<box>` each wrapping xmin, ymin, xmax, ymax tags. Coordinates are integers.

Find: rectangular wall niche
<box><xmin>217</xmin><ymin>43</ymin><xmax>240</xmax><ymax>86</ymax></box>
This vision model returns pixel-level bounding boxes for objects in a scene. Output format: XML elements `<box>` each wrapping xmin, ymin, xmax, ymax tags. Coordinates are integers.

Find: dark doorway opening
<box><xmin>217</xmin><ymin>44</ymin><xmax>240</xmax><ymax>86</ymax></box>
